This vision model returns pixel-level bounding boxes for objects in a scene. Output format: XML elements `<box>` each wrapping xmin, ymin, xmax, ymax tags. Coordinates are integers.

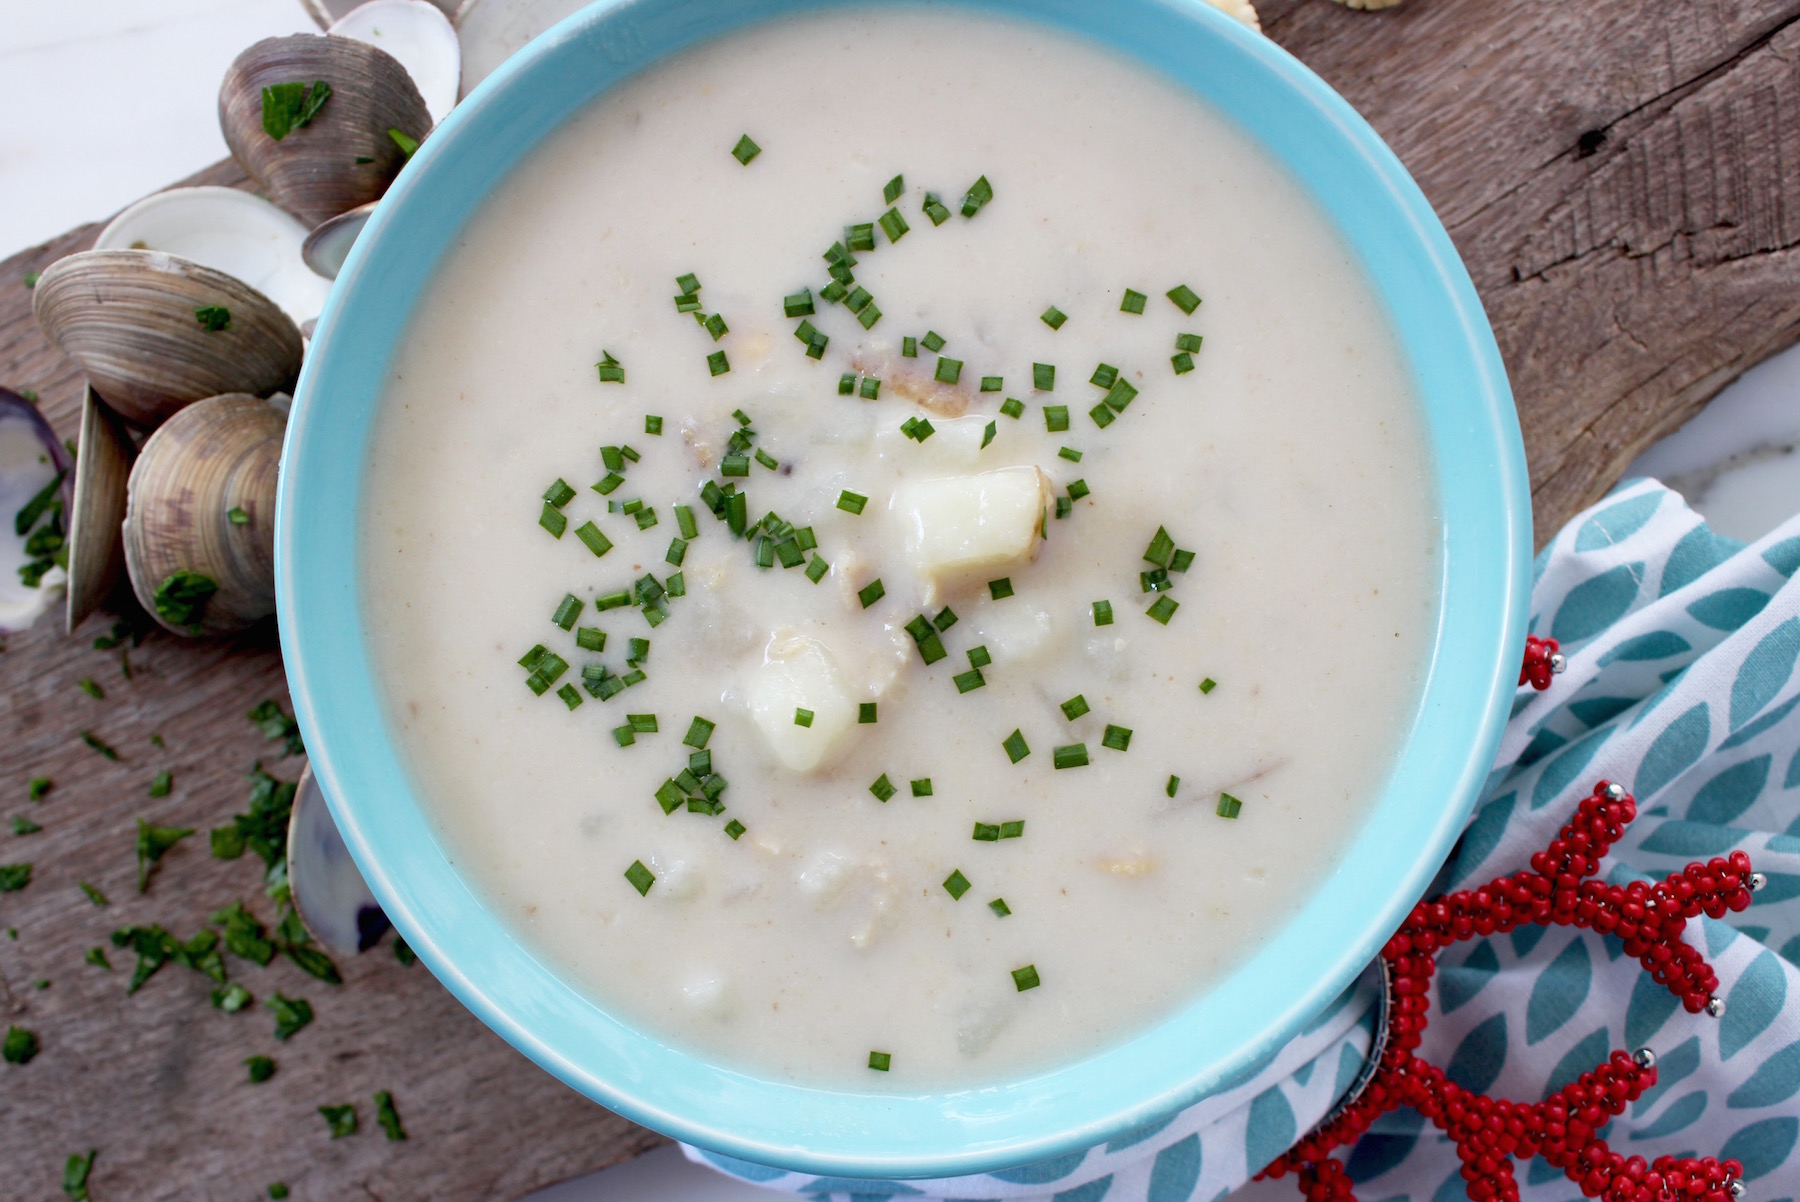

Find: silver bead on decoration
<box><xmin>1729</xmin><ymin>1180</ymin><xmax>1747</xmax><ymax>1199</ymax></box>
<box><xmin>1707</xmin><ymin>996</ymin><xmax>1727</xmax><ymax>1018</ymax></box>
<box><xmin>1633</xmin><ymin>1047</ymin><xmax>1657</xmax><ymax>1069</ymax></box>
<box><xmin>1605</xmin><ymin>782</ymin><xmax>1627</xmax><ymax>801</ymax></box>
<box><xmin>1750</xmin><ymin>872</ymin><xmax>1768</xmax><ymax>892</ymax></box>
<box><xmin>1549</xmin><ymin>652</ymin><xmax>1566</xmax><ymax>674</ymax></box>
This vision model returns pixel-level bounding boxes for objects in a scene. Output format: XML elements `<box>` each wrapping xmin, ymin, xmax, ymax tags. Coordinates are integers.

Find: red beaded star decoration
<box><xmin>1261</xmin><ymin>639</ymin><xmax>1768</xmax><ymax>1202</ymax></box>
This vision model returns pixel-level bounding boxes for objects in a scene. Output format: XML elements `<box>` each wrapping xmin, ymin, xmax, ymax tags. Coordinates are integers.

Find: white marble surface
<box><xmin>3</xmin><ymin>4</ymin><xmax>1796</xmax><ymax>1200</ymax></box>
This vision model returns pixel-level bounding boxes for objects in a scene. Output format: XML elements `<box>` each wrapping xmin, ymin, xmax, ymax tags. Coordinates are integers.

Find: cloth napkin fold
<box><xmin>687</xmin><ymin>479</ymin><xmax>1800</xmax><ymax>1200</ymax></box>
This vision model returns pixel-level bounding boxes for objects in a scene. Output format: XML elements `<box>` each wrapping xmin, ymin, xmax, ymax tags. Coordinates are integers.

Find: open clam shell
<box><xmin>288</xmin><ymin>762</ymin><xmax>390</xmax><ymax>957</ymax></box>
<box><xmin>303</xmin><ymin>0</ymin><xmax>456</xmax><ymax>29</ymax></box>
<box><xmin>452</xmin><ymin>0</ymin><xmax>586</xmax><ymax>99</ymax></box>
<box><xmin>94</xmin><ymin>187</ymin><xmax>330</xmax><ymax>330</ymax></box>
<box><xmin>64</xmin><ymin>387</ymin><xmax>136</xmax><ymax>633</ymax></box>
<box><xmin>0</xmin><ymin>389</ymin><xmax>72</xmax><ymax>633</ymax></box>
<box><xmin>33</xmin><ymin>249</ymin><xmax>304</xmax><ymax>429</ymax></box>
<box><xmin>122</xmin><ymin>393</ymin><xmax>284</xmax><ymax>637</ymax></box>
<box><xmin>301</xmin><ymin>200</ymin><xmax>375</xmax><ymax>281</ymax></box>
<box><xmin>220</xmin><ymin>34</ymin><xmax>432</xmax><ymax>228</ymax></box>
<box><xmin>330</xmin><ymin>0</ymin><xmax>461</xmax><ymax>125</ymax></box>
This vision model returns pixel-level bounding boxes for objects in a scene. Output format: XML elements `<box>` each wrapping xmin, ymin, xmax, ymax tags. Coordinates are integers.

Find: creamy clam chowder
<box><xmin>362</xmin><ymin>9</ymin><xmax>1439</xmax><ymax>1086</ymax></box>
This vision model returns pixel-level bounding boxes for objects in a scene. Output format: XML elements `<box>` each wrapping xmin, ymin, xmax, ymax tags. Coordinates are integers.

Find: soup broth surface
<box><xmin>362</xmin><ymin>8</ymin><xmax>1440</xmax><ymax>1086</ymax></box>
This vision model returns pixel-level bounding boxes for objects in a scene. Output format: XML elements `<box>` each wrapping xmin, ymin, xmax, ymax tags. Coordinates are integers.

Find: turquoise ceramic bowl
<box><xmin>278</xmin><ymin>0</ymin><xmax>1528</xmax><ymax>1178</ymax></box>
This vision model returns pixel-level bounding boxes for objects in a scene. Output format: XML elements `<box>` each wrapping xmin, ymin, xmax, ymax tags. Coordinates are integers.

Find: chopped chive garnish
<box><xmin>574</xmin><ymin>521</ymin><xmax>613</xmax><ymax>558</ymax></box>
<box><xmin>29</xmin><ymin>779</ymin><xmax>51</xmax><ymax>802</ymax></box>
<box><xmin>1011</xmin><ymin>964</ymin><xmax>1040</xmax><ymax>991</ymax></box>
<box><xmin>1043</xmin><ymin>405</ymin><xmax>1069</xmax><ymax>432</ymax></box>
<box><xmin>1217</xmin><ymin>793</ymin><xmax>1243</xmax><ymax>819</ymax></box>
<box><xmin>960</xmin><ymin>174</ymin><xmax>993</xmax><ymax>217</ymax></box>
<box><xmin>1171</xmin><ymin>548</ymin><xmax>1195</xmax><ymax>573</ymax></box>
<box><xmin>922</xmin><ymin>191</ymin><xmax>951</xmax><ymax>225</ymax></box>
<box><xmin>1141</xmin><ymin>568</ymin><xmax>1170</xmax><ymax>593</ymax></box>
<box><xmin>845</xmin><ymin>286</ymin><xmax>873</xmax><ymax>313</ymax></box>
<box><xmin>675</xmin><ymin>293</ymin><xmax>701</xmax><ymax>313</ymax></box>
<box><xmin>1146</xmin><ymin>596</ymin><xmax>1179</xmax><ymax>624</ymax></box>
<box><xmin>1172</xmin><ymin>352</ymin><xmax>1195</xmax><ymax>375</ymax></box>
<box><xmin>674</xmin><ymin>505</ymin><xmax>698</xmax><ymax>540</ymax></box>
<box><xmin>720</xmin><ymin>454</ymin><xmax>749</xmax><ymax>478</ymax></box>
<box><xmin>839</xmin><ymin>372</ymin><xmax>857</xmax><ymax>396</ymax></box>
<box><xmin>784</xmin><ymin>289</ymin><xmax>815</xmax><ymax>318</ymax></box>
<box><xmin>1103</xmin><ymin>379</ymin><xmax>1138</xmax><ymax>412</ymax></box>
<box><xmin>597</xmin><ymin>589</ymin><xmax>632</xmax><ymax>611</ymax></box>
<box><xmin>988</xmin><ymin>898</ymin><xmax>1012</xmax><ymax>917</ymax></box>
<box><xmin>911</xmin><ymin>418</ymin><xmax>934</xmax><ymax>441</ymax></box>
<box><xmin>1055</xmin><ymin>496</ymin><xmax>1072</xmax><ymax>520</ymax></box>
<box><xmin>934</xmin><ymin>357</ymin><xmax>963</xmax><ymax>385</ymax></box>
<box><xmin>1067</xmin><ymin>479</ymin><xmax>1090</xmax><ymax>502</ymax></box>
<box><xmin>80</xmin><ymin>881</ymin><xmax>105</xmax><ymax>906</ymax></box>
<box><xmin>879</xmin><ymin>207</ymin><xmax>910</xmax><ymax>243</ymax></box>
<box><xmin>1091</xmin><ymin>363</ymin><xmax>1119</xmax><ymax>388</ymax></box>
<box><xmin>836</xmin><ymin>490</ymin><xmax>868</xmax><ymax>515</ymax></box>
<box><xmin>967</xmin><ymin>645</ymin><xmax>991</xmax><ymax>668</ymax></box>
<box><xmin>847</xmin><ymin>223</ymin><xmax>876</xmax><ymax>252</ymax></box>
<box><xmin>868</xmin><ymin>1050</ymin><xmax>892</xmax><ymax>1072</ymax></box>
<box><xmin>596</xmin><ymin>351</ymin><xmax>624</xmax><ymax>384</ymax></box>
<box><xmin>870</xmin><ymin>774</ymin><xmax>897</xmax><ymax>802</ymax></box>
<box><xmin>1053</xmin><ymin>743</ymin><xmax>1089</xmax><ymax>769</ymax></box>
<box><xmin>601</xmin><ymin>446</ymin><xmax>626</xmax><ymax>471</ymax></box>
<box><xmin>1000</xmin><ymin>397</ymin><xmax>1025</xmax><ymax>419</ymax></box>
<box><xmin>626</xmin><ymin>713</ymin><xmax>657</xmax><ymax>733</ymax></box>
<box><xmin>1176</xmin><ymin>332</ymin><xmax>1204</xmax><ymax>353</ymax></box>
<box><xmin>883</xmin><ymin>173</ymin><xmax>905</xmax><ymax>203</ymax></box>
<box><xmin>540</xmin><ymin>504</ymin><xmax>567</xmax><ymax>538</ymax></box>
<box><xmin>902</xmin><ymin>336</ymin><xmax>917</xmax><ymax>357</ymax></box>
<box><xmin>859</xmin><ymin>703</ymin><xmax>877</xmax><ymax>724</ymax></box>
<box><xmin>724</xmin><ymin>819</ymin><xmax>746</xmax><ymax>840</ymax></box>
<box><xmin>645</xmin><ymin>415</ymin><xmax>664</xmax><ymax>436</ymax></box>
<box><xmin>805</xmin><ymin>555</ymin><xmax>830</xmax><ymax>583</ymax></box>
<box><xmin>544</xmin><ymin>478</ymin><xmax>576</xmax><ymax>508</ymax></box>
<box><xmin>1120</xmin><ymin>288</ymin><xmax>1147</xmax><ymax>314</ymax></box>
<box><xmin>1032</xmin><ymin>362</ymin><xmax>1056</xmax><ymax>391</ymax></box>
<box><xmin>676</xmin><ymin>272</ymin><xmax>701</xmax><ymax>294</ymax></box>
<box><xmin>79</xmin><ymin>678</ymin><xmax>104</xmax><ymax>699</ymax></box>
<box><xmin>823</xmin><ymin>281</ymin><xmax>851</xmax><ymax>304</ymax></box>
<box><xmin>953</xmin><ymin>668</ymin><xmax>986</xmax><ymax>693</ymax></box>
<box><xmin>1199</xmin><ymin>677</ymin><xmax>1218</xmax><ymax>694</ymax></box>
<box><xmin>988</xmin><ymin>577</ymin><xmax>1014</xmax><ymax>600</ymax></box>
<box><xmin>731</xmin><ymin>134</ymin><xmax>761</xmax><ymax>164</ymax></box>
<box><xmin>1101</xmin><ymin>725</ymin><xmax>1133</xmax><ymax>751</ymax></box>
<box><xmin>1000</xmin><ymin>820</ymin><xmax>1023</xmax><ymax>838</ymax></box>
<box><xmin>754</xmin><ymin>448</ymin><xmax>778</xmax><ymax>471</ymax></box>
<box><xmin>859</xmin><ymin>376</ymin><xmax>881</xmax><ymax>400</ymax></box>
<box><xmin>943</xmin><ymin>869</ymin><xmax>970</xmax><ymax>899</ymax></box>
<box><xmin>624</xmin><ymin>860</ymin><xmax>656</xmax><ymax>895</ymax></box>
<box><xmin>921</xmin><ymin>330</ymin><xmax>946</xmax><ymax>352</ymax></box>
<box><xmin>910</xmin><ymin>778</ymin><xmax>933</xmax><ymax>797</ymax></box>
<box><xmin>551</xmin><ymin>594</ymin><xmax>583</xmax><ymax>630</ymax></box>
<box><xmin>1041</xmin><ymin>305</ymin><xmax>1067</xmax><ymax>330</ymax></box>
<box><xmin>655</xmin><ymin>780</ymin><xmax>684</xmax><ymax>813</ymax></box>
<box><xmin>707</xmin><ymin>350</ymin><xmax>730</xmax><ymax>376</ymax></box>
<box><xmin>684</xmin><ymin>717</ymin><xmax>715</xmax><ymax>749</ymax></box>
<box><xmin>933</xmin><ymin>607</ymin><xmax>958</xmax><ymax>631</ymax></box>
<box><xmin>14</xmin><ymin>815</ymin><xmax>43</xmax><ymax>834</ymax></box>
<box><xmin>1167</xmin><ymin>284</ymin><xmax>1202</xmax><ymax>314</ymax></box>
<box><xmin>704</xmin><ymin>313</ymin><xmax>728</xmax><ymax>340</ymax></box>
<box><xmin>1058</xmin><ymin>446</ymin><xmax>1082</xmax><ymax>463</ymax></box>
<box><xmin>980</xmin><ymin>420</ymin><xmax>997</xmax><ymax>450</ymax></box>
<box><xmin>594</xmin><ymin>471</ymin><xmax>625</xmax><ymax>494</ymax></box>
<box><xmin>980</xmin><ymin>376</ymin><xmax>1003</xmax><ymax>392</ymax></box>
<box><xmin>195</xmin><ymin>305</ymin><xmax>232</xmax><ymax>331</ymax></box>
<box><xmin>575</xmin><ymin>627</ymin><xmax>605</xmax><ymax>652</ymax></box>
<box><xmin>858</xmin><ymin>579</ymin><xmax>885</xmax><ymax>608</ymax></box>
<box><xmin>1093</xmin><ymin>600</ymin><xmax>1114</xmax><ymax>626</ymax></box>
<box><xmin>557</xmin><ymin>684</ymin><xmax>583</xmax><ymax>710</ymax></box>
<box><xmin>620</xmin><ymin>669</ymin><xmax>647</xmax><ymax>687</ymax></box>
<box><xmin>1002</xmin><ymin>729</ymin><xmax>1030</xmax><ymax>763</ymax></box>
<box><xmin>973</xmin><ymin>823</ymin><xmax>1000</xmax><ymax>841</ymax></box>
<box><xmin>1060</xmin><ymin>694</ymin><xmax>1089</xmax><ymax>721</ymax></box>
<box><xmin>1090</xmin><ymin>403</ymin><xmax>1116</xmax><ymax>429</ymax></box>
<box><xmin>519</xmin><ymin>644</ymin><xmax>549</xmax><ymax>669</ymax></box>
<box><xmin>1166</xmin><ymin>775</ymin><xmax>1180</xmax><ymax>798</ymax></box>
<box><xmin>794</xmin><ymin>708</ymin><xmax>814</xmax><ymax>728</ymax></box>
<box><xmin>904</xmin><ymin>615</ymin><xmax>947</xmax><ymax>664</ymax></box>
<box><xmin>665</xmin><ymin>537</ymin><xmax>687</xmax><ymax>567</ymax></box>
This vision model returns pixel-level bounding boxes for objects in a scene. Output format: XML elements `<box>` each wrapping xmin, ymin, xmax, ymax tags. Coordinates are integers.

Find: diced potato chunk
<box><xmin>894</xmin><ymin>466</ymin><xmax>1049</xmax><ymax>590</ymax></box>
<box><xmin>748</xmin><ymin>635</ymin><xmax>862</xmax><ymax>772</ymax></box>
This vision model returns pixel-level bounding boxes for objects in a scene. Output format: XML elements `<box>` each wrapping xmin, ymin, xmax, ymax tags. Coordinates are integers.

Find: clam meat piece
<box><xmin>122</xmin><ymin>393</ymin><xmax>284</xmax><ymax>636</ymax></box>
<box><xmin>33</xmin><ymin>249</ymin><xmax>304</xmax><ymax>429</ymax></box>
<box><xmin>219</xmin><ymin>34</ymin><xmax>431</xmax><ymax>227</ymax></box>
<box><xmin>288</xmin><ymin>763</ymin><xmax>390</xmax><ymax>956</ymax></box>
<box><xmin>453</xmin><ymin>0</ymin><xmax>588</xmax><ymax>99</ymax></box>
<box><xmin>0</xmin><ymin>389</ymin><xmax>71</xmax><ymax>633</ymax></box>
<box><xmin>64</xmin><ymin>387</ymin><xmax>136</xmax><ymax>633</ymax></box>
<box><xmin>93</xmin><ymin>186</ymin><xmax>330</xmax><ymax>329</ymax></box>
<box><xmin>301</xmin><ymin>201</ymin><xmax>375</xmax><ymax>281</ymax></box>
<box><xmin>330</xmin><ymin>0</ymin><xmax>461</xmax><ymax>124</ymax></box>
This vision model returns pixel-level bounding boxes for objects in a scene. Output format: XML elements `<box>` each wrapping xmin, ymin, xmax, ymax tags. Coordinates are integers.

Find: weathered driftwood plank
<box><xmin>4</xmin><ymin>2</ymin><xmax>1800</xmax><ymax>1197</ymax></box>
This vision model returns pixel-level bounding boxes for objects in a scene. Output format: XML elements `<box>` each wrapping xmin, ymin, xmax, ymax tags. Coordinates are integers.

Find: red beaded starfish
<box><xmin>1261</xmin><ymin>638</ymin><xmax>1767</xmax><ymax>1202</ymax></box>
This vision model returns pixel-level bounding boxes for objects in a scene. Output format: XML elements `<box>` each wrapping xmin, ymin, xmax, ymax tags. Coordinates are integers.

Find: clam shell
<box><xmin>303</xmin><ymin>0</ymin><xmax>456</xmax><ymax>29</ymax></box>
<box><xmin>122</xmin><ymin>394</ymin><xmax>284</xmax><ymax>636</ymax></box>
<box><xmin>287</xmin><ymin>762</ymin><xmax>390</xmax><ymax>957</ymax></box>
<box><xmin>330</xmin><ymin>0</ymin><xmax>461</xmax><ymax>125</ymax></box>
<box><xmin>301</xmin><ymin>201</ymin><xmax>375</xmax><ymax>280</ymax></box>
<box><xmin>219</xmin><ymin>34</ymin><xmax>431</xmax><ymax>228</ymax></box>
<box><xmin>33</xmin><ymin>249</ymin><xmax>304</xmax><ymax>429</ymax></box>
<box><xmin>453</xmin><ymin>0</ymin><xmax>586</xmax><ymax>99</ymax></box>
<box><xmin>94</xmin><ymin>187</ymin><xmax>331</xmax><ymax>329</ymax></box>
<box><xmin>0</xmin><ymin>388</ymin><xmax>72</xmax><ymax>633</ymax></box>
<box><xmin>64</xmin><ymin>387</ymin><xmax>136</xmax><ymax>633</ymax></box>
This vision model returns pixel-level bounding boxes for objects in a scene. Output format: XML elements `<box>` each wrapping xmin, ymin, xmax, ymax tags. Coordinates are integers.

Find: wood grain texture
<box><xmin>0</xmin><ymin>162</ymin><xmax>662</xmax><ymax>1202</ymax></box>
<box><xmin>3</xmin><ymin>2</ymin><xmax>1800</xmax><ymax>1197</ymax></box>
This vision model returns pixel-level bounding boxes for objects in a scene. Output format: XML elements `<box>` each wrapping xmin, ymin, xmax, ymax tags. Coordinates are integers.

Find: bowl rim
<box><xmin>277</xmin><ymin>0</ymin><xmax>1530</xmax><ymax>1178</ymax></box>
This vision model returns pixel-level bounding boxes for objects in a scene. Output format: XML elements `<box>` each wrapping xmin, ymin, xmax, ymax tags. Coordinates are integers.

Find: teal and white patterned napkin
<box><xmin>687</xmin><ymin>479</ymin><xmax>1800</xmax><ymax>1201</ymax></box>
